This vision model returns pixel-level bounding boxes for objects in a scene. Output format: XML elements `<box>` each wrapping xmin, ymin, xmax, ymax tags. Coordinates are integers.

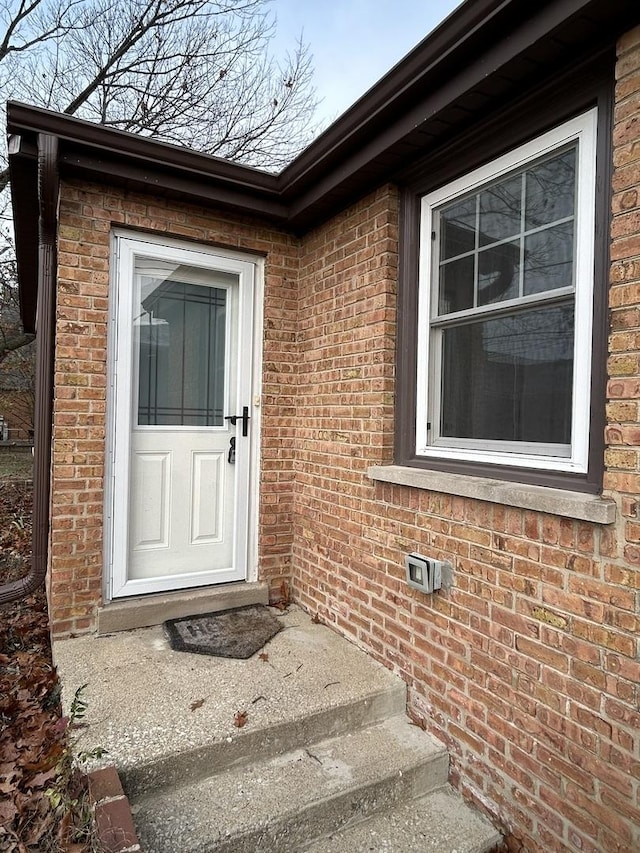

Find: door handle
<box><xmin>224</xmin><ymin>406</ymin><xmax>250</xmax><ymax>437</ymax></box>
<box><xmin>228</xmin><ymin>435</ymin><xmax>236</xmax><ymax>464</ymax></box>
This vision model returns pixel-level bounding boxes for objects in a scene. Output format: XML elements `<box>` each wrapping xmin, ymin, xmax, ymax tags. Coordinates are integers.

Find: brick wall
<box><xmin>290</xmin><ymin>31</ymin><xmax>640</xmax><ymax>853</ymax></box>
<box><xmin>50</xmin><ymin>181</ymin><xmax>299</xmax><ymax>636</ymax></box>
<box><xmin>49</xmin><ymin>24</ymin><xmax>640</xmax><ymax>853</ymax></box>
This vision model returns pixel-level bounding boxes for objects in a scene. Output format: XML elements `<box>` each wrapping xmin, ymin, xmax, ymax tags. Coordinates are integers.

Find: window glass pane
<box><xmin>523</xmin><ymin>223</ymin><xmax>574</xmax><ymax>296</ymax></box>
<box><xmin>440</xmin><ymin>198</ymin><xmax>476</xmax><ymax>259</ymax></box>
<box><xmin>525</xmin><ymin>147</ymin><xmax>576</xmax><ymax>229</ymax></box>
<box><xmin>478</xmin><ymin>174</ymin><xmax>522</xmax><ymax>246</ymax></box>
<box><xmin>477</xmin><ymin>240</ymin><xmax>520</xmax><ymax>306</ymax></box>
<box><xmin>135</xmin><ymin>267</ymin><xmax>229</xmax><ymax>426</ymax></box>
<box><xmin>438</xmin><ymin>255</ymin><xmax>475</xmax><ymax>315</ymax></box>
<box><xmin>440</xmin><ymin>303</ymin><xmax>574</xmax><ymax>445</ymax></box>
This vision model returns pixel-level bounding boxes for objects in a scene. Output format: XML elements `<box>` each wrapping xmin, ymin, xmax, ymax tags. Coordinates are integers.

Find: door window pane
<box><xmin>440</xmin><ymin>303</ymin><xmax>574</xmax><ymax>445</ymax></box>
<box><xmin>135</xmin><ymin>265</ymin><xmax>232</xmax><ymax>426</ymax></box>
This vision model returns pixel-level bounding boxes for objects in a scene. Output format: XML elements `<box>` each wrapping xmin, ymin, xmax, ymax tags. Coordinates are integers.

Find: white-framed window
<box><xmin>416</xmin><ymin>109</ymin><xmax>598</xmax><ymax>474</ymax></box>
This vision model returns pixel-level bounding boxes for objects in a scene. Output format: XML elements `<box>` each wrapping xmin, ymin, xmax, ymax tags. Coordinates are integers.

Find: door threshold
<box><xmin>98</xmin><ymin>582</ymin><xmax>269</xmax><ymax>635</ymax></box>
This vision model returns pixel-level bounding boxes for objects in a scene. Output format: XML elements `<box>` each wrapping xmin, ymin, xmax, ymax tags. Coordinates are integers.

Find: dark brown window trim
<box><xmin>394</xmin><ymin>50</ymin><xmax>614</xmax><ymax>495</ymax></box>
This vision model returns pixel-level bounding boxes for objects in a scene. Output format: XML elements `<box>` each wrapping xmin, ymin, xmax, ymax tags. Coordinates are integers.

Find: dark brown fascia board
<box><xmin>6</xmin><ymin>101</ymin><xmax>280</xmax><ymax>196</ymax></box>
<box><xmin>8</xmin><ymin>101</ymin><xmax>289</xmax><ymax>222</ymax></box>
<box><xmin>278</xmin><ymin>0</ymin><xmax>598</xmax><ymax>198</ymax></box>
<box><xmin>277</xmin><ymin>0</ymin><xmax>510</xmax><ymax>193</ymax></box>
<box><xmin>7</xmin><ymin>0</ymin><xmax>503</xmax><ymax>205</ymax></box>
<box><xmin>57</xmin><ymin>148</ymin><xmax>289</xmax><ymax>221</ymax></box>
<box><xmin>8</xmin><ymin>0</ymin><xmax>629</xmax><ymax>331</ymax></box>
<box><xmin>285</xmin><ymin>0</ymin><xmax>614</xmax><ymax>225</ymax></box>
<box><xmin>6</xmin><ymin>0</ymin><xmax>506</xmax><ymax>218</ymax></box>
<box><xmin>7</xmin><ymin>0</ymin><xmax>633</xmax><ymax>245</ymax></box>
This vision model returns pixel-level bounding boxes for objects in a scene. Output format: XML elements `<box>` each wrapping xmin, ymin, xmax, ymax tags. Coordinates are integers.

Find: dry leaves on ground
<box><xmin>271</xmin><ymin>580</ymin><xmax>291</xmax><ymax>611</ymax></box>
<box><xmin>0</xmin><ymin>483</ymin><xmax>94</xmax><ymax>852</ymax></box>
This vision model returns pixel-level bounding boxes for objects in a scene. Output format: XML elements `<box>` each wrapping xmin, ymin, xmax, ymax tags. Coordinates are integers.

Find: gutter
<box><xmin>0</xmin><ymin>134</ymin><xmax>58</xmax><ymax>606</ymax></box>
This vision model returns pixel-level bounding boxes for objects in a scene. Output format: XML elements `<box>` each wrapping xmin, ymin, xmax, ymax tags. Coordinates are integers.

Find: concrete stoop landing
<box><xmin>54</xmin><ymin>606</ymin><xmax>501</xmax><ymax>852</ymax></box>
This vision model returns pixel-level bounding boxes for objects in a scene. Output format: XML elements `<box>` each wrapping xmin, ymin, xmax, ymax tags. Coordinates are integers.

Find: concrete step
<box><xmin>125</xmin><ymin>680</ymin><xmax>406</xmax><ymax>800</ymax></box>
<box><xmin>97</xmin><ymin>581</ymin><xmax>270</xmax><ymax>633</ymax></box>
<box><xmin>54</xmin><ymin>607</ymin><xmax>406</xmax><ymax>798</ymax></box>
<box><xmin>303</xmin><ymin>786</ymin><xmax>503</xmax><ymax>853</ymax></box>
<box><xmin>55</xmin><ymin>607</ymin><xmax>502</xmax><ymax>851</ymax></box>
<box><xmin>132</xmin><ymin>714</ymin><xmax>449</xmax><ymax>853</ymax></box>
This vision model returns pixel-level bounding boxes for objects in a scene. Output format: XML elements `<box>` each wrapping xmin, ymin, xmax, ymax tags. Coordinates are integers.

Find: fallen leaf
<box><xmin>25</xmin><ymin>767</ymin><xmax>58</xmax><ymax>789</ymax></box>
<box><xmin>233</xmin><ymin>710</ymin><xmax>248</xmax><ymax>728</ymax></box>
<box><xmin>190</xmin><ymin>698</ymin><xmax>205</xmax><ymax>711</ymax></box>
<box><xmin>53</xmin><ymin>717</ymin><xmax>69</xmax><ymax>735</ymax></box>
<box><xmin>0</xmin><ymin>798</ymin><xmax>17</xmax><ymax>823</ymax></box>
<box><xmin>258</xmin><ymin>652</ymin><xmax>269</xmax><ymax>662</ymax></box>
<box><xmin>56</xmin><ymin>810</ymin><xmax>71</xmax><ymax>846</ymax></box>
<box><xmin>272</xmin><ymin>580</ymin><xmax>291</xmax><ymax>611</ymax></box>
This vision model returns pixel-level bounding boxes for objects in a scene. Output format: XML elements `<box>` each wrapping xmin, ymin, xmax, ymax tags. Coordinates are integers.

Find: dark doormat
<box><xmin>164</xmin><ymin>604</ymin><xmax>283</xmax><ymax>659</ymax></box>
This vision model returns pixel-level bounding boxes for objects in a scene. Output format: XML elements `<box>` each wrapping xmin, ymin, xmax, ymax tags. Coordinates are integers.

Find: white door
<box><xmin>109</xmin><ymin>235</ymin><xmax>255</xmax><ymax>598</ymax></box>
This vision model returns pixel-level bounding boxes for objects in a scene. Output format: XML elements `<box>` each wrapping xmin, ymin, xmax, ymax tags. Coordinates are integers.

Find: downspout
<box><xmin>0</xmin><ymin>133</ymin><xmax>58</xmax><ymax>606</ymax></box>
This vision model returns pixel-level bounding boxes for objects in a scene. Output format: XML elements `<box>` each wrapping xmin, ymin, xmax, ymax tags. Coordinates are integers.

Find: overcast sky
<box><xmin>271</xmin><ymin>0</ymin><xmax>463</xmax><ymax>126</ymax></box>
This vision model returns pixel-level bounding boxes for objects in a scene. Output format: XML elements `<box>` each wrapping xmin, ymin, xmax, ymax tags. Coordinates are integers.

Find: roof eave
<box><xmin>8</xmin><ymin>135</ymin><xmax>39</xmax><ymax>333</ymax></box>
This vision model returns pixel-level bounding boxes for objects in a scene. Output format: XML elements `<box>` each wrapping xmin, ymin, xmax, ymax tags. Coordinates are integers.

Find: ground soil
<box><xmin>0</xmin><ymin>450</ymin><xmax>33</xmax><ymax>482</ymax></box>
<box><xmin>0</xmin><ymin>481</ymin><xmax>93</xmax><ymax>852</ymax></box>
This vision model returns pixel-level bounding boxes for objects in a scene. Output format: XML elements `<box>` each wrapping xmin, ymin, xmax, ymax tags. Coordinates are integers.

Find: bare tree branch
<box><xmin>0</xmin><ymin>0</ymin><xmax>319</xmax><ymax>366</ymax></box>
<box><xmin>0</xmin><ymin>0</ymin><xmax>84</xmax><ymax>60</ymax></box>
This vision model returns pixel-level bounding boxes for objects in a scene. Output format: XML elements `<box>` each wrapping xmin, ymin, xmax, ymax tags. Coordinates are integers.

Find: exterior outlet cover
<box><xmin>405</xmin><ymin>553</ymin><xmax>445</xmax><ymax>594</ymax></box>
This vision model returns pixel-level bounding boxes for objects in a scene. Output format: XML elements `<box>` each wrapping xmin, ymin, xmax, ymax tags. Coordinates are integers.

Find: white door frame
<box><xmin>104</xmin><ymin>230</ymin><xmax>263</xmax><ymax>600</ymax></box>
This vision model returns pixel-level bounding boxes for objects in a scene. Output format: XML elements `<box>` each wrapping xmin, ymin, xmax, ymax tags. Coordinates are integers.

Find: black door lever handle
<box><xmin>224</xmin><ymin>406</ymin><xmax>250</xmax><ymax>436</ymax></box>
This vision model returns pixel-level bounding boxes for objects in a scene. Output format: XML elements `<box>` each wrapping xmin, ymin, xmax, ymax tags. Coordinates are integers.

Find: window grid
<box><xmin>435</xmin><ymin>145</ymin><xmax>578</xmax><ymax>321</ymax></box>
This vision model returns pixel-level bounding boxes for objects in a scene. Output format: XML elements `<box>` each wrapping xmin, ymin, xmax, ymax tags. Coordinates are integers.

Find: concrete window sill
<box><xmin>367</xmin><ymin>465</ymin><xmax>616</xmax><ymax>525</ymax></box>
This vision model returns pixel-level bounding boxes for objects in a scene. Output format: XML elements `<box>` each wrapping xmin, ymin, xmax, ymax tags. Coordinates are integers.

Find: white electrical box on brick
<box><xmin>405</xmin><ymin>553</ymin><xmax>446</xmax><ymax>594</ymax></box>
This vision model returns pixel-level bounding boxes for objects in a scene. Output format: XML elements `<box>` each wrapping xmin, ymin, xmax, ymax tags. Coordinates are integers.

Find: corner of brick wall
<box><xmin>293</xmin><ymin>184</ymin><xmax>399</xmax><ymax>620</ymax></box>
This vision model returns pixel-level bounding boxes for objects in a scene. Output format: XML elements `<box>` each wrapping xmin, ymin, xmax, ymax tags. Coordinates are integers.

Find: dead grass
<box><xmin>0</xmin><ymin>448</ymin><xmax>33</xmax><ymax>481</ymax></box>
